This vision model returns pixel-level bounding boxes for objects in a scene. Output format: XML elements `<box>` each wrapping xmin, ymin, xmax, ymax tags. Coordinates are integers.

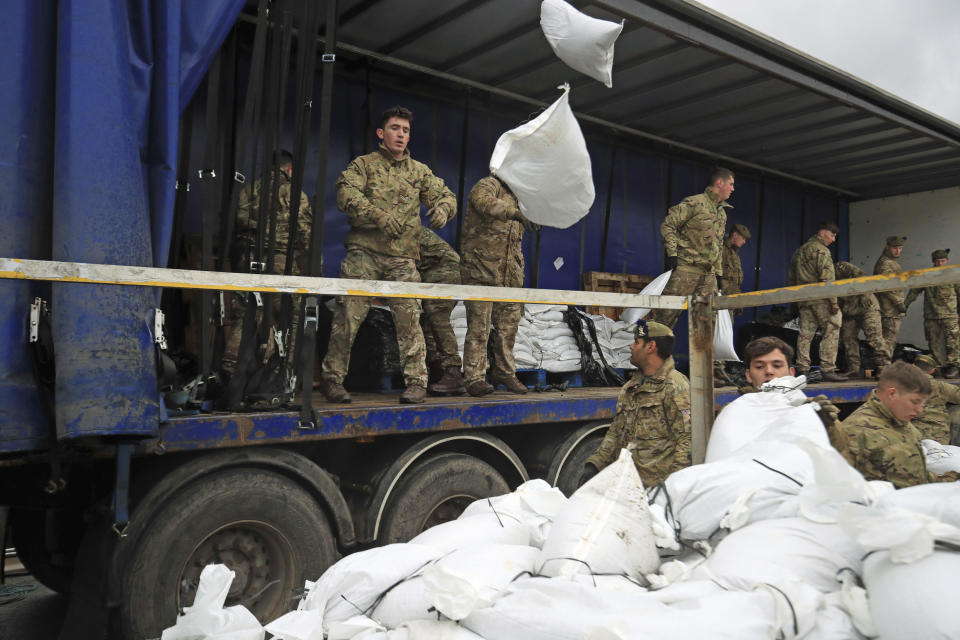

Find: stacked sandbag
<box><xmin>921</xmin><ymin>438</ymin><xmax>960</xmax><ymax>474</ymax></box>
<box><xmin>161</xmin><ymin>564</ymin><xmax>264</xmax><ymax>640</ymax></box>
<box><xmin>577</xmin><ymin>313</ymin><xmax>636</xmax><ymax>371</ymax></box>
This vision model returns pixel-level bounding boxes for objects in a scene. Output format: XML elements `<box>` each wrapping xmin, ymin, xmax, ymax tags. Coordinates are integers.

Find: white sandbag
<box><xmin>838</xmin><ymin>501</ymin><xmax>960</xmax><ymax>564</ymax></box>
<box><xmin>528</xmin><ymin>309</ymin><xmax>566</xmax><ymax>322</ymax></box>
<box><xmin>693</xmin><ymin>518</ymin><xmax>864</xmax><ymax>593</ymax></box>
<box><xmin>489</xmin><ymin>84</ymin><xmax>594</xmax><ymax>229</ymax></box>
<box><xmin>410</xmin><ymin>512</ymin><xmax>531</xmax><ymax>553</ymax></box>
<box><xmin>525</xmin><ymin>304</ymin><xmax>565</xmax><ymax>315</ymax></box>
<box><xmin>875</xmin><ymin>481</ymin><xmax>960</xmax><ymax>528</ymax></box>
<box><xmin>539</xmin><ymin>325</ymin><xmax>574</xmax><ymax>340</ymax></box>
<box><xmin>542</xmin><ymin>358</ymin><xmax>582</xmax><ymax>373</ymax></box>
<box><xmin>162</xmin><ymin>564</ymin><xmax>264</xmax><ymax>640</ymax></box>
<box><xmin>713</xmin><ymin>307</ymin><xmax>739</xmax><ymax>361</ymax></box>
<box><xmin>421</xmin><ymin>544</ymin><xmax>540</xmax><ymax>620</ymax></box>
<box><xmin>369</xmin><ymin>573</ymin><xmax>435</xmax><ymax>628</ymax></box>
<box><xmin>620</xmin><ymin>270</ymin><xmax>672</xmax><ymax>324</ymax></box>
<box><xmin>450</xmin><ymin>303</ymin><xmax>466</xmax><ymax>320</ymax></box>
<box><xmin>862</xmin><ymin>549</ymin><xmax>960</xmax><ymax>640</ymax></box>
<box><xmin>921</xmin><ymin>438</ymin><xmax>960</xmax><ymax>474</ymax></box>
<box><xmin>459</xmin><ymin>479</ymin><xmax>567</xmax><ymax>548</ymax></box>
<box><xmin>299</xmin><ymin>544</ymin><xmax>444</xmax><ymax>632</ymax></box>
<box><xmin>539</xmin><ymin>0</ymin><xmax>623</xmax><ymax>87</ymax></box>
<box><xmin>705</xmin><ymin>377</ymin><xmax>827</xmax><ymax>462</ymax></box>
<box><xmin>537</xmin><ymin>449</ymin><xmax>660</xmax><ymax>578</ymax></box>
<box><xmin>349</xmin><ymin>619</ymin><xmax>484</xmax><ymax>640</ymax></box>
<box><xmin>265</xmin><ymin>609</ymin><xmax>323</xmax><ymax>640</ymax></box>
<box><xmin>326</xmin><ymin>615</ymin><xmax>385</xmax><ymax>640</ymax></box>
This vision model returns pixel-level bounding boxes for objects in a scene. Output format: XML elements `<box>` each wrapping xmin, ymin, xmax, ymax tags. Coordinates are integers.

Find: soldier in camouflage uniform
<box><xmin>788</xmin><ymin>221</ymin><xmax>847</xmax><ymax>382</ymax></box>
<box><xmin>835</xmin><ymin>261</ymin><xmax>891</xmax><ymax>378</ymax></box>
<box><xmin>460</xmin><ymin>174</ymin><xmax>538</xmax><ymax>397</ymax></box>
<box><xmin>417</xmin><ymin>227</ymin><xmax>465</xmax><ymax>395</ymax></box>
<box><xmin>650</xmin><ymin>167</ymin><xmax>733</xmax><ymax>328</ymax></box>
<box><xmin>905</xmin><ymin>249</ymin><xmax>960</xmax><ymax>378</ymax></box>
<box><xmin>912</xmin><ymin>354</ymin><xmax>960</xmax><ymax>444</ymax></box>
<box><xmin>830</xmin><ymin>361</ymin><xmax>959</xmax><ymax>487</ymax></box>
<box><xmin>320</xmin><ymin>107</ymin><xmax>457</xmax><ymax>405</ymax></box>
<box><xmin>581</xmin><ymin>320</ymin><xmax>692</xmax><ymax>488</ymax></box>
<box><xmin>873</xmin><ymin>235</ymin><xmax>908</xmax><ymax>355</ymax></box>
<box><xmin>222</xmin><ymin>151</ymin><xmax>312</xmax><ymax>376</ymax></box>
<box><xmin>720</xmin><ymin>223</ymin><xmax>750</xmax><ymax>303</ymax></box>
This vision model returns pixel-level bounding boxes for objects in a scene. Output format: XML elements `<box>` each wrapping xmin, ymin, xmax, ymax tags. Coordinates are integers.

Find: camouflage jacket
<box><xmin>912</xmin><ymin>375</ymin><xmax>960</xmax><ymax>444</ymax></box>
<box><xmin>830</xmin><ymin>390</ymin><xmax>938</xmax><ymax>488</ymax></box>
<box><xmin>905</xmin><ymin>283</ymin><xmax>958</xmax><ymax>319</ymax></box>
<box><xmin>873</xmin><ymin>250</ymin><xmax>906</xmax><ymax>318</ymax></box>
<box><xmin>835</xmin><ymin>262</ymin><xmax>880</xmax><ymax>317</ymax></box>
<box><xmin>460</xmin><ymin>175</ymin><xmax>525</xmax><ymax>287</ymax></box>
<box><xmin>720</xmin><ymin>239</ymin><xmax>743</xmax><ymax>295</ymax></box>
<box><xmin>586</xmin><ymin>357</ymin><xmax>692</xmax><ymax>487</ymax></box>
<box><xmin>418</xmin><ymin>227</ymin><xmax>461</xmax><ymax>285</ymax></box>
<box><xmin>235</xmin><ymin>169</ymin><xmax>313</xmax><ymax>266</ymax></box>
<box><xmin>789</xmin><ymin>235</ymin><xmax>836</xmax><ymax>306</ymax></box>
<box><xmin>336</xmin><ymin>145</ymin><xmax>456</xmax><ymax>259</ymax></box>
<box><xmin>661</xmin><ymin>188</ymin><xmax>729</xmax><ymax>276</ymax></box>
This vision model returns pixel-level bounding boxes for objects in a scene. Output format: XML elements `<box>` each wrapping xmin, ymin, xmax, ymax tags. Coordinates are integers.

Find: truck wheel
<box><xmin>117</xmin><ymin>467</ymin><xmax>337</xmax><ymax>639</ymax></box>
<box><xmin>548</xmin><ymin>430</ymin><xmax>607</xmax><ymax>497</ymax></box>
<box><xmin>9</xmin><ymin>507</ymin><xmax>81</xmax><ymax>594</ymax></box>
<box><xmin>378</xmin><ymin>452</ymin><xmax>509</xmax><ymax>544</ymax></box>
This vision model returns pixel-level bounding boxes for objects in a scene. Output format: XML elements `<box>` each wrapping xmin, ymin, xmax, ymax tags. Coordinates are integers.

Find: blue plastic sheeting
<box><xmin>0</xmin><ymin>0</ymin><xmax>241</xmax><ymax>448</ymax></box>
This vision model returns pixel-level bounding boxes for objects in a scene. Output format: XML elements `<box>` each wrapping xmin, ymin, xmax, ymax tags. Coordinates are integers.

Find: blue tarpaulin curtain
<box><xmin>0</xmin><ymin>0</ymin><xmax>243</xmax><ymax>450</ymax></box>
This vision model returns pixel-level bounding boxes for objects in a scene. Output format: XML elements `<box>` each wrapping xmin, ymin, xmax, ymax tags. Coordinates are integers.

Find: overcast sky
<box><xmin>696</xmin><ymin>0</ymin><xmax>960</xmax><ymax>126</ymax></box>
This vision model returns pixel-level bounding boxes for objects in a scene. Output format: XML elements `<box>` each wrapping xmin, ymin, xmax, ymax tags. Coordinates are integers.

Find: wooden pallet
<box><xmin>582</xmin><ymin>271</ymin><xmax>655</xmax><ymax>319</ymax></box>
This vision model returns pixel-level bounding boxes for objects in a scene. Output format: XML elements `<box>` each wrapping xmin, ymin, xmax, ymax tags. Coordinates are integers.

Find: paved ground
<box><xmin>0</xmin><ymin>572</ymin><xmax>67</xmax><ymax>639</ymax></box>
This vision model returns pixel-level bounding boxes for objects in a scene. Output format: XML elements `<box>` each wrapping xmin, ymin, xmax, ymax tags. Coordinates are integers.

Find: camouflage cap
<box><xmin>885</xmin><ymin>235</ymin><xmax>906</xmax><ymax>247</ymax></box>
<box><xmin>728</xmin><ymin>223</ymin><xmax>750</xmax><ymax>239</ymax></box>
<box><xmin>634</xmin><ymin>318</ymin><xmax>674</xmax><ymax>340</ymax></box>
<box><xmin>932</xmin><ymin>248</ymin><xmax>950</xmax><ymax>261</ymax></box>
<box><xmin>914</xmin><ymin>354</ymin><xmax>937</xmax><ymax>371</ymax></box>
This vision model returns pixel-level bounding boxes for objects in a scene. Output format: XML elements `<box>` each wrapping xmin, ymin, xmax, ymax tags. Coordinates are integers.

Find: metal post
<box><xmin>688</xmin><ymin>292</ymin><xmax>715</xmax><ymax>464</ymax></box>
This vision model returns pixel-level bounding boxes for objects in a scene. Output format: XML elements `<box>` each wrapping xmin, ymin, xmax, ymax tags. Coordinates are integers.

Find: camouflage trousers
<box><xmin>222</xmin><ymin>252</ymin><xmax>301</xmax><ymax>375</ymax></box>
<box><xmin>463</xmin><ymin>300</ymin><xmax>522</xmax><ymax>384</ymax></box>
<box><xmin>924</xmin><ymin>316</ymin><xmax>960</xmax><ymax>368</ymax></box>
<box><xmin>840</xmin><ymin>308</ymin><xmax>891</xmax><ymax>372</ymax></box>
<box><xmin>422</xmin><ymin>299</ymin><xmax>462</xmax><ymax>369</ymax></box>
<box><xmin>321</xmin><ymin>247</ymin><xmax>427</xmax><ymax>387</ymax></box>
<box><xmin>796</xmin><ymin>301</ymin><xmax>842</xmax><ymax>372</ymax></box>
<box><xmin>648</xmin><ymin>269</ymin><xmax>717</xmax><ymax>329</ymax></box>
<box><xmin>880</xmin><ymin>316</ymin><xmax>903</xmax><ymax>355</ymax></box>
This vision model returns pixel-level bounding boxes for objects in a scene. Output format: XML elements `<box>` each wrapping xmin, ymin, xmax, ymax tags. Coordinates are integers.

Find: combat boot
<box><xmin>943</xmin><ymin>364</ymin><xmax>960</xmax><ymax>379</ymax></box>
<box><xmin>428</xmin><ymin>367</ymin><xmax>466</xmax><ymax>396</ymax></box>
<box><xmin>466</xmin><ymin>379</ymin><xmax>495</xmax><ymax>397</ymax></box>
<box><xmin>820</xmin><ymin>370</ymin><xmax>849</xmax><ymax>382</ymax></box>
<box><xmin>838</xmin><ymin>368</ymin><xmax>861</xmax><ymax>379</ymax></box>
<box><xmin>320</xmin><ymin>379</ymin><xmax>351</xmax><ymax>403</ymax></box>
<box><xmin>491</xmin><ymin>373</ymin><xmax>528</xmax><ymax>394</ymax></box>
<box><xmin>400</xmin><ymin>384</ymin><xmax>427</xmax><ymax>404</ymax></box>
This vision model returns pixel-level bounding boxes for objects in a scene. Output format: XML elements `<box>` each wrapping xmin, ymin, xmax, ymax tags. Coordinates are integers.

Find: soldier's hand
<box><xmin>809</xmin><ymin>394</ymin><xmax>840</xmax><ymax>429</ymax></box>
<box><xmin>372</xmin><ymin>208</ymin><xmax>403</xmax><ymax>239</ymax></box>
<box><xmin>579</xmin><ymin>463</ymin><xmax>599</xmax><ymax>487</ymax></box>
<box><xmin>427</xmin><ymin>204</ymin><xmax>449</xmax><ymax>229</ymax></box>
<box><xmin>665</xmin><ymin>255</ymin><xmax>678</xmax><ymax>271</ymax></box>
<box><xmin>518</xmin><ymin>214</ymin><xmax>540</xmax><ymax>233</ymax></box>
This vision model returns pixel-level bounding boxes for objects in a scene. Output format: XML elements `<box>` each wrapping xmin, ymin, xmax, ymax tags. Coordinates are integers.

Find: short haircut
<box><xmin>878</xmin><ymin>360</ymin><xmax>932</xmax><ymax>395</ymax></box>
<box><xmin>818</xmin><ymin>220</ymin><xmax>839</xmax><ymax>234</ymax></box>
<box><xmin>276</xmin><ymin>149</ymin><xmax>294</xmax><ymax>167</ymax></box>
<box><xmin>642</xmin><ymin>335</ymin><xmax>675</xmax><ymax>360</ymax></box>
<box><xmin>743</xmin><ymin>336</ymin><xmax>793</xmax><ymax>366</ymax></box>
<box><xmin>710</xmin><ymin>166</ymin><xmax>734</xmax><ymax>184</ymax></box>
<box><xmin>380</xmin><ymin>106</ymin><xmax>413</xmax><ymax>129</ymax></box>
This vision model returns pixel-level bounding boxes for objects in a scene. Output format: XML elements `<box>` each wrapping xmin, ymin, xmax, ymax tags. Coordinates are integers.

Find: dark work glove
<box><xmin>716</xmin><ymin>275</ymin><xmax>724</xmax><ymax>294</ymax></box>
<box><xmin>579</xmin><ymin>463</ymin><xmax>599</xmax><ymax>487</ymax></box>
<box><xmin>664</xmin><ymin>255</ymin><xmax>678</xmax><ymax>271</ymax></box>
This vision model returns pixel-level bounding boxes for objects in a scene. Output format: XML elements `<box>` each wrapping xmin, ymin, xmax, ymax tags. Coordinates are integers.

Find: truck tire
<box><xmin>549</xmin><ymin>430</ymin><xmax>607</xmax><ymax>497</ymax></box>
<box><xmin>378</xmin><ymin>452</ymin><xmax>509</xmax><ymax>544</ymax></box>
<box><xmin>9</xmin><ymin>507</ymin><xmax>81</xmax><ymax>594</ymax></box>
<box><xmin>117</xmin><ymin>467</ymin><xmax>337</xmax><ymax>639</ymax></box>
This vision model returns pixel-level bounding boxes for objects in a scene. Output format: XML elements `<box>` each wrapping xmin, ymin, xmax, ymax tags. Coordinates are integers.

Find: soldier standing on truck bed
<box><xmin>320</xmin><ymin>106</ymin><xmax>457</xmax><ymax>405</ymax></box>
<box><xmin>720</xmin><ymin>223</ymin><xmax>750</xmax><ymax>306</ymax></box>
<box><xmin>460</xmin><ymin>174</ymin><xmax>538</xmax><ymax>397</ymax></box>
<box><xmin>649</xmin><ymin>166</ymin><xmax>733</xmax><ymax>330</ymax></box>
<box><xmin>580</xmin><ymin>320</ymin><xmax>692</xmax><ymax>488</ymax></box>
<box><xmin>873</xmin><ymin>235</ymin><xmax>908</xmax><ymax>356</ymax></box>
<box><xmin>911</xmin><ymin>354</ymin><xmax>960</xmax><ymax>445</ymax></box>
<box><xmin>788</xmin><ymin>221</ymin><xmax>848</xmax><ymax>382</ymax></box>
<box><xmin>417</xmin><ymin>227</ymin><xmax>466</xmax><ymax>396</ymax></box>
<box><xmin>222</xmin><ymin>150</ymin><xmax>312</xmax><ymax>377</ymax></box>
<box><xmin>905</xmin><ymin>249</ymin><xmax>960</xmax><ymax>379</ymax></box>
<box><xmin>835</xmin><ymin>261</ymin><xmax>891</xmax><ymax>379</ymax></box>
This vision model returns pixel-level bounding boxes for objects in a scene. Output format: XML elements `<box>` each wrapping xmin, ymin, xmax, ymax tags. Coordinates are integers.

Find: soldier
<box><xmin>905</xmin><ymin>249</ymin><xmax>960</xmax><ymax>378</ymax></box>
<box><xmin>460</xmin><ymin>174</ymin><xmax>538</xmax><ymax>397</ymax></box>
<box><xmin>720</xmin><ymin>223</ymin><xmax>751</xmax><ymax>303</ymax></box>
<box><xmin>222</xmin><ymin>150</ymin><xmax>312</xmax><ymax>377</ymax></box>
<box><xmin>650</xmin><ymin>167</ymin><xmax>734</xmax><ymax>328</ymax></box>
<box><xmin>873</xmin><ymin>235</ymin><xmax>908</xmax><ymax>355</ymax></box>
<box><xmin>319</xmin><ymin>106</ymin><xmax>456</xmax><ymax>405</ymax></box>
<box><xmin>417</xmin><ymin>227</ymin><xmax>465</xmax><ymax>396</ymax></box>
<box><xmin>911</xmin><ymin>354</ymin><xmax>960</xmax><ymax>444</ymax></box>
<box><xmin>835</xmin><ymin>261</ymin><xmax>892</xmax><ymax>378</ymax></box>
<box><xmin>581</xmin><ymin>320</ymin><xmax>692</xmax><ymax>488</ymax></box>
<box><xmin>829</xmin><ymin>361</ymin><xmax>959</xmax><ymax>487</ymax></box>
<box><xmin>788</xmin><ymin>221</ymin><xmax>847</xmax><ymax>382</ymax></box>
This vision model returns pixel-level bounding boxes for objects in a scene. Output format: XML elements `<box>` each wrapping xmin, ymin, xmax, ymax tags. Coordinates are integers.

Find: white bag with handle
<box><xmin>713</xmin><ymin>306</ymin><xmax>739</xmax><ymax>361</ymax></box>
<box><xmin>540</xmin><ymin>0</ymin><xmax>624</xmax><ymax>87</ymax></box>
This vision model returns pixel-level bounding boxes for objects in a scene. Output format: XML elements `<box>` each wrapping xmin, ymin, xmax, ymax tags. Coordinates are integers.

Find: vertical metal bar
<box><xmin>310</xmin><ymin>0</ymin><xmax>339</xmax><ymax>276</ymax></box>
<box><xmin>455</xmin><ymin>90</ymin><xmax>470</xmax><ymax>252</ymax></box>
<box><xmin>751</xmin><ymin>176</ymin><xmax>766</xmax><ymax>321</ymax></box>
<box><xmin>621</xmin><ymin>152</ymin><xmax>628</xmax><ymax>274</ymax></box>
<box><xmin>599</xmin><ymin>146</ymin><xmax>616</xmax><ymax>271</ymax></box>
<box><xmin>688</xmin><ymin>292</ymin><xmax>715</xmax><ymax>465</ymax></box>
